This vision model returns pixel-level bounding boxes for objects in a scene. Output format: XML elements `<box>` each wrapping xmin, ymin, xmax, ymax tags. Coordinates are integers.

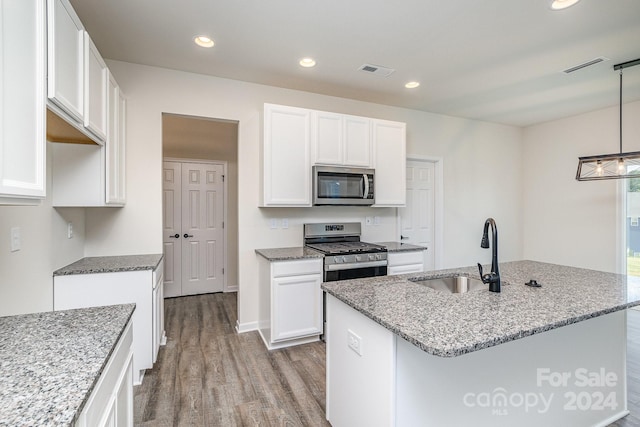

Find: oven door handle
<box><xmin>325</xmin><ymin>260</ymin><xmax>388</xmax><ymax>271</ymax></box>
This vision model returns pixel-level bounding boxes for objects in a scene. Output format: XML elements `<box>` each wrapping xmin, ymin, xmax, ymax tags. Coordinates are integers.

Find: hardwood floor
<box><xmin>135</xmin><ymin>293</ymin><xmax>640</xmax><ymax>426</ymax></box>
<box><xmin>134</xmin><ymin>293</ymin><xmax>329</xmax><ymax>426</ymax></box>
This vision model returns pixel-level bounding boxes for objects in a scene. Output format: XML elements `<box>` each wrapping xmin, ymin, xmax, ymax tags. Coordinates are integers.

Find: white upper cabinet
<box><xmin>84</xmin><ymin>34</ymin><xmax>108</xmax><ymax>143</ymax></box>
<box><xmin>312</xmin><ymin>111</ymin><xmax>372</xmax><ymax>167</ymax></box>
<box><xmin>47</xmin><ymin>0</ymin><xmax>110</xmax><ymax>146</ymax></box>
<box><xmin>373</xmin><ymin>119</ymin><xmax>406</xmax><ymax>207</ymax></box>
<box><xmin>0</xmin><ymin>0</ymin><xmax>47</xmax><ymax>204</ymax></box>
<box><xmin>105</xmin><ymin>72</ymin><xmax>125</xmax><ymax>205</ymax></box>
<box><xmin>261</xmin><ymin>104</ymin><xmax>405</xmax><ymax>208</ymax></box>
<box><xmin>261</xmin><ymin>104</ymin><xmax>311</xmax><ymax>207</ymax></box>
<box><xmin>47</xmin><ymin>0</ymin><xmax>84</xmax><ymax>123</ymax></box>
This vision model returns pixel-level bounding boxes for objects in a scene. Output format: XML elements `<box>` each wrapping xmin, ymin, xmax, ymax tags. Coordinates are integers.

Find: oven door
<box><xmin>324</xmin><ymin>262</ymin><xmax>387</xmax><ymax>282</ymax></box>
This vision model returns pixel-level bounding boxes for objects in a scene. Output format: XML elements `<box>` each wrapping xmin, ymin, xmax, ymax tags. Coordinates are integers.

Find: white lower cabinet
<box><xmin>54</xmin><ymin>261</ymin><xmax>165</xmax><ymax>385</ymax></box>
<box><xmin>76</xmin><ymin>320</ymin><xmax>133</xmax><ymax>427</ymax></box>
<box><xmin>388</xmin><ymin>250</ymin><xmax>426</xmax><ymax>275</ymax></box>
<box><xmin>258</xmin><ymin>257</ymin><xmax>323</xmax><ymax>349</ymax></box>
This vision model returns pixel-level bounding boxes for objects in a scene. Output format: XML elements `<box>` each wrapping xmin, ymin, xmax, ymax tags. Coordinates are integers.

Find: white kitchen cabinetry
<box><xmin>51</xmin><ymin>79</ymin><xmax>126</xmax><ymax>207</ymax></box>
<box><xmin>152</xmin><ymin>264</ymin><xmax>166</xmax><ymax>363</ymax></box>
<box><xmin>0</xmin><ymin>0</ymin><xmax>46</xmax><ymax>204</ymax></box>
<box><xmin>373</xmin><ymin>119</ymin><xmax>406</xmax><ymax>207</ymax></box>
<box><xmin>54</xmin><ymin>261</ymin><xmax>165</xmax><ymax>385</ymax></box>
<box><xmin>258</xmin><ymin>257</ymin><xmax>323</xmax><ymax>349</ymax></box>
<box><xmin>47</xmin><ymin>0</ymin><xmax>84</xmax><ymax>123</ymax></box>
<box><xmin>261</xmin><ymin>104</ymin><xmax>311</xmax><ymax>206</ymax></box>
<box><xmin>312</xmin><ymin>111</ymin><xmax>372</xmax><ymax>167</ymax></box>
<box><xmin>388</xmin><ymin>250</ymin><xmax>425</xmax><ymax>275</ymax></box>
<box><xmin>84</xmin><ymin>34</ymin><xmax>108</xmax><ymax>143</ymax></box>
<box><xmin>47</xmin><ymin>0</ymin><xmax>111</xmax><ymax>146</ymax></box>
<box><xmin>106</xmin><ymin>73</ymin><xmax>126</xmax><ymax>205</ymax></box>
<box><xmin>76</xmin><ymin>321</ymin><xmax>133</xmax><ymax>427</ymax></box>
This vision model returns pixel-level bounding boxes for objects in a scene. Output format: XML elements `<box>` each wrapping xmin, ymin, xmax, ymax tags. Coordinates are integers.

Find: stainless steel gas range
<box><xmin>304</xmin><ymin>222</ymin><xmax>388</xmax><ymax>282</ymax></box>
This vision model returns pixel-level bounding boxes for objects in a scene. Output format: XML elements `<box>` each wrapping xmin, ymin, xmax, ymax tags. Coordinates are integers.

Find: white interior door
<box><xmin>162</xmin><ymin>162</ymin><xmax>182</xmax><ymax>298</ymax></box>
<box><xmin>181</xmin><ymin>163</ymin><xmax>225</xmax><ymax>295</ymax></box>
<box><xmin>162</xmin><ymin>161</ymin><xmax>225</xmax><ymax>297</ymax></box>
<box><xmin>399</xmin><ymin>160</ymin><xmax>435</xmax><ymax>270</ymax></box>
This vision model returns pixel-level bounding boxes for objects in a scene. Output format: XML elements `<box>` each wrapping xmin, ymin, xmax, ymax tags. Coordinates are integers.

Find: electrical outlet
<box><xmin>373</xmin><ymin>216</ymin><xmax>380</xmax><ymax>226</ymax></box>
<box><xmin>347</xmin><ymin>329</ymin><xmax>363</xmax><ymax>356</ymax></box>
<box><xmin>10</xmin><ymin>227</ymin><xmax>21</xmax><ymax>252</ymax></box>
<box><xmin>270</xmin><ymin>218</ymin><xmax>279</xmax><ymax>229</ymax></box>
<box><xmin>281</xmin><ymin>218</ymin><xmax>289</xmax><ymax>229</ymax></box>
<box><xmin>365</xmin><ymin>216</ymin><xmax>373</xmax><ymax>226</ymax></box>
<box><xmin>67</xmin><ymin>222</ymin><xmax>74</xmax><ymax>239</ymax></box>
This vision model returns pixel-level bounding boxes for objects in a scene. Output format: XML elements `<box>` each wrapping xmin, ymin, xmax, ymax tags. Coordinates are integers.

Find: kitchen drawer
<box><xmin>272</xmin><ymin>258</ymin><xmax>323</xmax><ymax>278</ymax></box>
<box><xmin>388</xmin><ymin>251</ymin><xmax>424</xmax><ymax>266</ymax></box>
<box><xmin>389</xmin><ymin>264</ymin><xmax>424</xmax><ymax>276</ymax></box>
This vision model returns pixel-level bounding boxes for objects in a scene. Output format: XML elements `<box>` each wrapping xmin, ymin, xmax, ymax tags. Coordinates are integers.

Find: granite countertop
<box><xmin>255</xmin><ymin>247</ymin><xmax>324</xmax><ymax>261</ymax></box>
<box><xmin>322</xmin><ymin>260</ymin><xmax>640</xmax><ymax>358</ymax></box>
<box><xmin>376</xmin><ymin>241</ymin><xmax>426</xmax><ymax>252</ymax></box>
<box><xmin>53</xmin><ymin>254</ymin><xmax>163</xmax><ymax>276</ymax></box>
<box><xmin>0</xmin><ymin>304</ymin><xmax>135</xmax><ymax>426</ymax></box>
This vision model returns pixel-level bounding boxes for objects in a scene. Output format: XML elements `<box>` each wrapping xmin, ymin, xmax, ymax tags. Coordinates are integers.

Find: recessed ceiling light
<box><xmin>549</xmin><ymin>0</ymin><xmax>581</xmax><ymax>10</ymax></box>
<box><xmin>405</xmin><ymin>81</ymin><xmax>420</xmax><ymax>89</ymax></box>
<box><xmin>299</xmin><ymin>58</ymin><xmax>316</xmax><ymax>68</ymax></box>
<box><xmin>194</xmin><ymin>36</ymin><xmax>214</xmax><ymax>48</ymax></box>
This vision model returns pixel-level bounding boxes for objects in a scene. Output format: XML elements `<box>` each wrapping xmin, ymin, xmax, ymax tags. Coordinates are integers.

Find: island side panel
<box><xmin>396</xmin><ymin>310</ymin><xmax>628</xmax><ymax>427</ymax></box>
<box><xmin>326</xmin><ymin>294</ymin><xmax>396</xmax><ymax>427</ymax></box>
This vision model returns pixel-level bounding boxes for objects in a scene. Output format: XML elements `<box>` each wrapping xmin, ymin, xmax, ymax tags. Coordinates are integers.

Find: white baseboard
<box><xmin>236</xmin><ymin>319</ymin><xmax>258</xmax><ymax>333</ymax></box>
<box><xmin>225</xmin><ymin>284</ymin><xmax>238</xmax><ymax>292</ymax></box>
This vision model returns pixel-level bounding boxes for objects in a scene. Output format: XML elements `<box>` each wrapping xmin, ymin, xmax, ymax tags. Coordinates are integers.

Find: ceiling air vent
<box><xmin>563</xmin><ymin>57</ymin><xmax>609</xmax><ymax>74</ymax></box>
<box><xmin>358</xmin><ymin>63</ymin><xmax>395</xmax><ymax>77</ymax></box>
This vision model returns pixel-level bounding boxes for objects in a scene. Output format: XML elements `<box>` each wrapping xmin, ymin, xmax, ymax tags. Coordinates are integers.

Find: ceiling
<box><xmin>69</xmin><ymin>0</ymin><xmax>640</xmax><ymax>127</ymax></box>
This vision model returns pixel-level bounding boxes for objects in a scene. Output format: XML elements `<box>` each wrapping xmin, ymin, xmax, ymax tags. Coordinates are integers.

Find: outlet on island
<box><xmin>348</xmin><ymin>329</ymin><xmax>363</xmax><ymax>356</ymax></box>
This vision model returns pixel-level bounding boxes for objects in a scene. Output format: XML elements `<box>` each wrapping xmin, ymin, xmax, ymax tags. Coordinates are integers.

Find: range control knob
<box><xmin>368</xmin><ymin>254</ymin><xmax>375</xmax><ymax>261</ymax></box>
<box><xmin>333</xmin><ymin>256</ymin><xmax>342</xmax><ymax>263</ymax></box>
<box><xmin>356</xmin><ymin>255</ymin><xmax>363</xmax><ymax>262</ymax></box>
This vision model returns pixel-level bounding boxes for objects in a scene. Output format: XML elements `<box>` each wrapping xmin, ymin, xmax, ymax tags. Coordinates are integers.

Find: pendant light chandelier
<box><xmin>576</xmin><ymin>58</ymin><xmax>640</xmax><ymax>181</ymax></box>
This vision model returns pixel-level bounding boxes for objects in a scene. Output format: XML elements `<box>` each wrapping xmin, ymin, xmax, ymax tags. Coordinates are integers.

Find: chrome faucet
<box><xmin>477</xmin><ymin>218</ymin><xmax>501</xmax><ymax>293</ymax></box>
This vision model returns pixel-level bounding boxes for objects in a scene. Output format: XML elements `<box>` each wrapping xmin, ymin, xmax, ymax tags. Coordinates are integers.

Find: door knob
<box><xmin>401</xmin><ymin>235</ymin><xmax>409</xmax><ymax>240</ymax></box>
<box><xmin>169</xmin><ymin>234</ymin><xmax>179</xmax><ymax>238</ymax></box>
<box><xmin>184</xmin><ymin>233</ymin><xmax>194</xmax><ymax>238</ymax></box>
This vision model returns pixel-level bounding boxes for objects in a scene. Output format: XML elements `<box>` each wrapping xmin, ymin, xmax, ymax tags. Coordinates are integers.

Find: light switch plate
<box><xmin>373</xmin><ymin>216</ymin><xmax>380</xmax><ymax>226</ymax></box>
<box><xmin>270</xmin><ymin>218</ymin><xmax>279</xmax><ymax>229</ymax></box>
<box><xmin>365</xmin><ymin>216</ymin><xmax>373</xmax><ymax>226</ymax></box>
<box><xmin>10</xmin><ymin>227</ymin><xmax>21</xmax><ymax>252</ymax></box>
<box><xmin>67</xmin><ymin>222</ymin><xmax>74</xmax><ymax>239</ymax></box>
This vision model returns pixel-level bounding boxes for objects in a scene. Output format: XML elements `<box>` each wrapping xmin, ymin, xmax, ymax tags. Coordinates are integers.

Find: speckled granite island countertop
<box><xmin>376</xmin><ymin>241</ymin><xmax>426</xmax><ymax>252</ymax></box>
<box><xmin>0</xmin><ymin>304</ymin><xmax>135</xmax><ymax>426</ymax></box>
<box><xmin>53</xmin><ymin>254</ymin><xmax>163</xmax><ymax>276</ymax></box>
<box><xmin>255</xmin><ymin>247</ymin><xmax>324</xmax><ymax>261</ymax></box>
<box><xmin>322</xmin><ymin>260</ymin><xmax>640</xmax><ymax>358</ymax></box>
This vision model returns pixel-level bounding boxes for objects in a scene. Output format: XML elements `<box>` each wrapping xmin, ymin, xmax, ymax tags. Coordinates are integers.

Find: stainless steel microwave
<box><xmin>313</xmin><ymin>166</ymin><xmax>375</xmax><ymax>206</ymax></box>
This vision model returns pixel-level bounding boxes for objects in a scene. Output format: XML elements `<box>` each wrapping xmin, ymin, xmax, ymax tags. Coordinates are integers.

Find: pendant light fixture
<box><xmin>576</xmin><ymin>58</ymin><xmax>640</xmax><ymax>181</ymax></box>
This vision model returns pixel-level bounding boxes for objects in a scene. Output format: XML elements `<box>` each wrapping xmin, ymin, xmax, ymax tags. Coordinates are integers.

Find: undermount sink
<box><xmin>410</xmin><ymin>275</ymin><xmax>486</xmax><ymax>294</ymax></box>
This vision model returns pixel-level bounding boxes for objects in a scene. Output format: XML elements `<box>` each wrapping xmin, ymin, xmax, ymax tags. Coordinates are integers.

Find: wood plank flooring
<box><xmin>135</xmin><ymin>293</ymin><xmax>640</xmax><ymax>426</ymax></box>
<box><xmin>134</xmin><ymin>293</ymin><xmax>329</xmax><ymax>426</ymax></box>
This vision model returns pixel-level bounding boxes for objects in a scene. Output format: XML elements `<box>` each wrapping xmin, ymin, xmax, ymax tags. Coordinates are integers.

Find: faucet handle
<box><xmin>477</xmin><ymin>263</ymin><xmax>484</xmax><ymax>280</ymax></box>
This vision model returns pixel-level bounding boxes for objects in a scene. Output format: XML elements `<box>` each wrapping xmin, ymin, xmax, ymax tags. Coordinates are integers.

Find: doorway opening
<box><xmin>161</xmin><ymin>113</ymin><xmax>239</xmax><ymax>296</ymax></box>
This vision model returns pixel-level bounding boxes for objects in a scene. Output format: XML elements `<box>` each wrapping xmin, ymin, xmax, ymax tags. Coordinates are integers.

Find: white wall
<box><xmin>522</xmin><ymin>100</ymin><xmax>640</xmax><ymax>273</ymax></box>
<box><xmin>87</xmin><ymin>61</ymin><xmax>523</xmax><ymax>329</ymax></box>
<box><xmin>0</xmin><ymin>144</ymin><xmax>85</xmax><ymax>316</ymax></box>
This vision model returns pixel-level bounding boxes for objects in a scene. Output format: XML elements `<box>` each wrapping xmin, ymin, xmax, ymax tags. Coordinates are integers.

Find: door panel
<box><xmin>399</xmin><ymin>160</ymin><xmax>435</xmax><ymax>270</ymax></box>
<box><xmin>162</xmin><ymin>162</ymin><xmax>182</xmax><ymax>298</ymax></box>
<box><xmin>181</xmin><ymin>163</ymin><xmax>224</xmax><ymax>295</ymax></box>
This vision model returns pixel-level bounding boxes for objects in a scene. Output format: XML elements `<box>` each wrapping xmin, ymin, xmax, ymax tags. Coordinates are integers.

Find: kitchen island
<box><xmin>322</xmin><ymin>260</ymin><xmax>640</xmax><ymax>427</ymax></box>
<box><xmin>0</xmin><ymin>304</ymin><xmax>135</xmax><ymax>426</ymax></box>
